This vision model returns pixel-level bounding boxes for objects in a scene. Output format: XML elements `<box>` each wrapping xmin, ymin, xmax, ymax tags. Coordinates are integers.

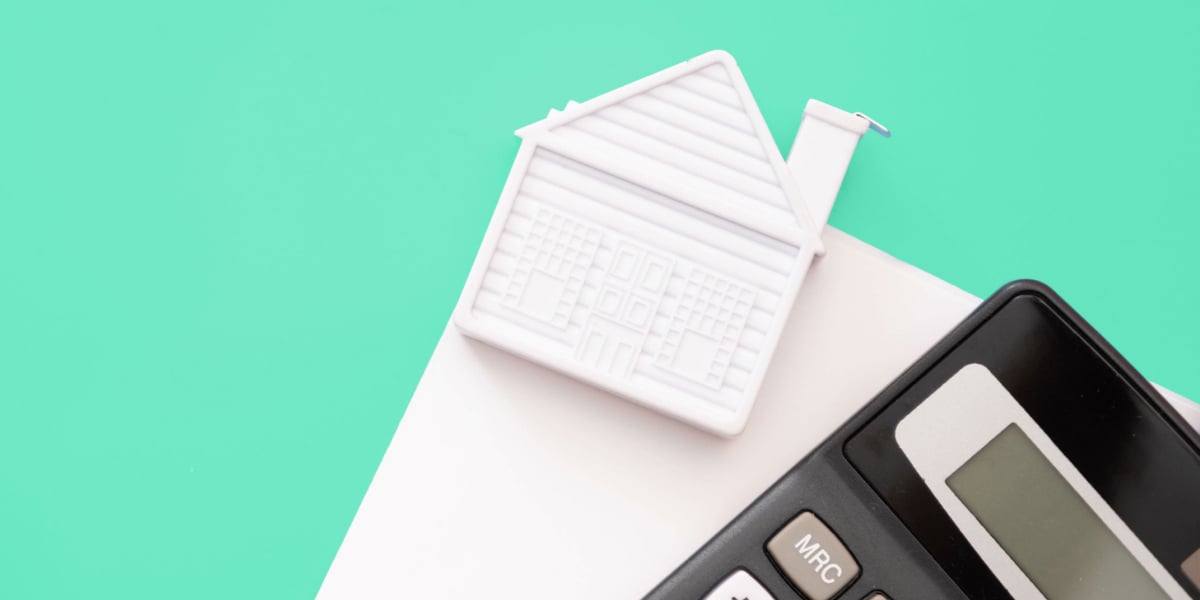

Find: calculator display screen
<box><xmin>948</xmin><ymin>423</ymin><xmax>1170</xmax><ymax>600</ymax></box>
<box><xmin>846</xmin><ymin>291</ymin><xmax>1200</xmax><ymax>599</ymax></box>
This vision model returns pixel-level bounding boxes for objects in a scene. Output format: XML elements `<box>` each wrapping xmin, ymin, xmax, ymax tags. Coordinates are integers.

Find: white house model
<box><xmin>454</xmin><ymin>50</ymin><xmax>869</xmax><ymax>436</ymax></box>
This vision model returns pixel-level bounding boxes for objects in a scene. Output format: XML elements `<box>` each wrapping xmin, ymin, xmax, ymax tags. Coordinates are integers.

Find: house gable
<box><xmin>516</xmin><ymin>51</ymin><xmax>818</xmax><ymax>252</ymax></box>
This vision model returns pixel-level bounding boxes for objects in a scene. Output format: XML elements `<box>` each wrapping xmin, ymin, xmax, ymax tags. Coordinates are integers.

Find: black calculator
<box><xmin>645</xmin><ymin>280</ymin><xmax>1200</xmax><ymax>600</ymax></box>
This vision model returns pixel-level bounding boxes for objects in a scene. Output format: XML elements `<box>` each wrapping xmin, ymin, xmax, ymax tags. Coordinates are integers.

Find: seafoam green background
<box><xmin>2</xmin><ymin>0</ymin><xmax>1198</xmax><ymax>597</ymax></box>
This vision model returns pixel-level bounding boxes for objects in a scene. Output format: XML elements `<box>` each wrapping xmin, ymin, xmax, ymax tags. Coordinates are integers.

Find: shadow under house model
<box><xmin>454</xmin><ymin>50</ymin><xmax>829</xmax><ymax>436</ymax></box>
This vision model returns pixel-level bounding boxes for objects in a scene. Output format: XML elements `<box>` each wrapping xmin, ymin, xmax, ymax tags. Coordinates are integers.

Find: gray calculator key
<box><xmin>766</xmin><ymin>511</ymin><xmax>860</xmax><ymax>600</ymax></box>
<box><xmin>1183</xmin><ymin>547</ymin><xmax>1200</xmax><ymax>591</ymax></box>
<box><xmin>702</xmin><ymin>569</ymin><xmax>775</xmax><ymax>600</ymax></box>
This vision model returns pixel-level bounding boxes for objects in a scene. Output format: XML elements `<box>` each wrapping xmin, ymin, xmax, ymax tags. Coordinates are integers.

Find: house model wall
<box><xmin>454</xmin><ymin>51</ymin><xmax>825</xmax><ymax>436</ymax></box>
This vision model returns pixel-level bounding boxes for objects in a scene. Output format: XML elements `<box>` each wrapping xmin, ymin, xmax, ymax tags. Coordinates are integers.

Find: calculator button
<box><xmin>702</xmin><ymin>569</ymin><xmax>775</xmax><ymax>600</ymax></box>
<box><xmin>1183</xmin><ymin>547</ymin><xmax>1200</xmax><ymax>590</ymax></box>
<box><xmin>863</xmin><ymin>593</ymin><xmax>890</xmax><ymax>600</ymax></box>
<box><xmin>766</xmin><ymin>511</ymin><xmax>860</xmax><ymax>600</ymax></box>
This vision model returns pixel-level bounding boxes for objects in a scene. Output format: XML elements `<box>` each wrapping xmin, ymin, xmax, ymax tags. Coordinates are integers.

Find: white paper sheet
<box><xmin>316</xmin><ymin>224</ymin><xmax>1200</xmax><ymax>599</ymax></box>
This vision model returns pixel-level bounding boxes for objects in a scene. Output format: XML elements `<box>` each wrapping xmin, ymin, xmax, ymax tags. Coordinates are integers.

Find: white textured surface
<box><xmin>471</xmin><ymin>148</ymin><xmax>792</xmax><ymax>410</ymax></box>
<box><xmin>455</xmin><ymin>52</ymin><xmax>815</xmax><ymax>435</ymax></box>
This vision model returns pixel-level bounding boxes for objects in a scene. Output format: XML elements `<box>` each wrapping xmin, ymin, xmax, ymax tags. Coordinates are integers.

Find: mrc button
<box><xmin>766</xmin><ymin>511</ymin><xmax>860</xmax><ymax>600</ymax></box>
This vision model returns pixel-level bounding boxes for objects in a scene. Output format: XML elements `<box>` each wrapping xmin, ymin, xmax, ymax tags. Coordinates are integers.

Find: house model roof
<box><xmin>519</xmin><ymin>51</ymin><xmax>820</xmax><ymax>251</ymax></box>
<box><xmin>454</xmin><ymin>51</ymin><xmax>829</xmax><ymax>436</ymax></box>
